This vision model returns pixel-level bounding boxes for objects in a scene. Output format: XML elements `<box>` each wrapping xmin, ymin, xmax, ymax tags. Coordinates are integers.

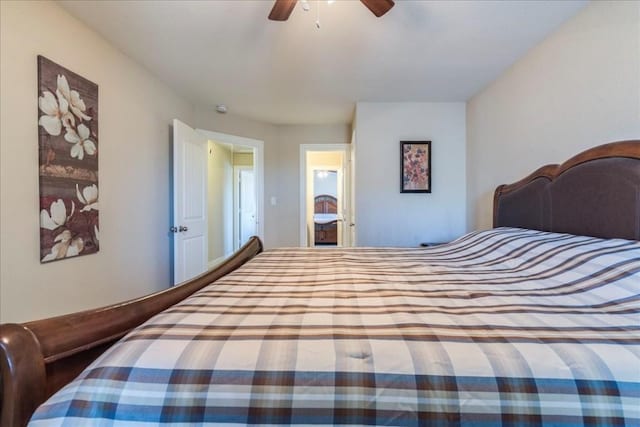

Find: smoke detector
<box><xmin>215</xmin><ymin>104</ymin><xmax>227</xmax><ymax>114</ymax></box>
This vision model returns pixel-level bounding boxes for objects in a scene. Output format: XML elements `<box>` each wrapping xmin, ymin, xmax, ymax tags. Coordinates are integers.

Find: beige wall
<box><xmin>466</xmin><ymin>1</ymin><xmax>640</xmax><ymax>231</ymax></box>
<box><xmin>274</xmin><ymin>125</ymin><xmax>351</xmax><ymax>246</ymax></box>
<box><xmin>354</xmin><ymin>102</ymin><xmax>467</xmax><ymax>246</ymax></box>
<box><xmin>9</xmin><ymin>0</ymin><xmax>632</xmax><ymax>324</ymax></box>
<box><xmin>233</xmin><ymin>152</ymin><xmax>254</xmax><ymax>167</ymax></box>
<box><xmin>207</xmin><ymin>141</ymin><xmax>233</xmax><ymax>264</ymax></box>
<box><xmin>308</xmin><ymin>152</ymin><xmax>343</xmax><ymax>168</ymax></box>
<box><xmin>0</xmin><ymin>1</ymin><xmax>194</xmax><ymax>322</ymax></box>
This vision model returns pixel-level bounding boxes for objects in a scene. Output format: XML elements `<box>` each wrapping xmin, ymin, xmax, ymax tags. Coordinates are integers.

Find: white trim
<box><xmin>299</xmin><ymin>144</ymin><xmax>350</xmax><ymax>247</ymax></box>
<box><xmin>233</xmin><ymin>165</ymin><xmax>255</xmax><ymax>251</ymax></box>
<box><xmin>349</xmin><ymin>129</ymin><xmax>357</xmax><ymax>246</ymax></box>
<box><xmin>197</xmin><ymin>129</ymin><xmax>265</xmax><ymax>244</ymax></box>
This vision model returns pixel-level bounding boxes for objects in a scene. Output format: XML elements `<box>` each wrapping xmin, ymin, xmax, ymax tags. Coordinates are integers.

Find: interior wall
<box><xmin>309</xmin><ymin>152</ymin><xmax>342</xmax><ymax>202</ymax></box>
<box><xmin>466</xmin><ymin>0</ymin><xmax>640</xmax><ymax>231</ymax></box>
<box><xmin>207</xmin><ymin>141</ymin><xmax>233</xmax><ymax>264</ymax></box>
<box><xmin>314</xmin><ymin>172</ymin><xmax>338</xmax><ymax>198</ymax></box>
<box><xmin>354</xmin><ymin>102</ymin><xmax>467</xmax><ymax>247</ymax></box>
<box><xmin>308</xmin><ymin>151</ymin><xmax>343</xmax><ymax>168</ymax></box>
<box><xmin>275</xmin><ymin>125</ymin><xmax>351</xmax><ymax>246</ymax></box>
<box><xmin>233</xmin><ymin>152</ymin><xmax>253</xmax><ymax>166</ymax></box>
<box><xmin>0</xmin><ymin>1</ymin><xmax>194</xmax><ymax>322</ymax></box>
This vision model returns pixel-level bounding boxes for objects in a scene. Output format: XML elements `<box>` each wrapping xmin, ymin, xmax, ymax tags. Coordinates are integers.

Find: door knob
<box><xmin>179</xmin><ymin>225</ymin><xmax>188</xmax><ymax>232</ymax></box>
<box><xmin>170</xmin><ymin>226</ymin><xmax>178</xmax><ymax>233</ymax></box>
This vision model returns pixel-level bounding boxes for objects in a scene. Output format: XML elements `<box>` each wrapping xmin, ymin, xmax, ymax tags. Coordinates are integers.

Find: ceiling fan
<box><xmin>268</xmin><ymin>0</ymin><xmax>395</xmax><ymax>21</ymax></box>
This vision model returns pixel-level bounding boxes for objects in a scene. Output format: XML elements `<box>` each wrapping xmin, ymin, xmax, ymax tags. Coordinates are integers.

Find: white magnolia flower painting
<box><xmin>38</xmin><ymin>56</ymin><xmax>99</xmax><ymax>263</ymax></box>
<box><xmin>65</xmin><ymin>124</ymin><xmax>97</xmax><ymax>160</ymax></box>
<box><xmin>76</xmin><ymin>184</ymin><xmax>98</xmax><ymax>212</ymax></box>
<box><xmin>40</xmin><ymin>199</ymin><xmax>75</xmax><ymax>231</ymax></box>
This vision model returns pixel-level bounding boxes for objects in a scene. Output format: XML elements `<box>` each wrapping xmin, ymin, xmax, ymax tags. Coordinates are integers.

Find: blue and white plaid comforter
<box><xmin>30</xmin><ymin>228</ymin><xmax>640</xmax><ymax>426</ymax></box>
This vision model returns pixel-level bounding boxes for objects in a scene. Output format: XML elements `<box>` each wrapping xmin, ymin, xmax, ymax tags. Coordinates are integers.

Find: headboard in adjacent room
<box><xmin>493</xmin><ymin>140</ymin><xmax>640</xmax><ymax>241</ymax></box>
<box><xmin>314</xmin><ymin>194</ymin><xmax>338</xmax><ymax>214</ymax></box>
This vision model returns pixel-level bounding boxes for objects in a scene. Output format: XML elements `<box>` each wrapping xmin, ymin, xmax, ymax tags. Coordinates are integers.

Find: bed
<box><xmin>314</xmin><ymin>195</ymin><xmax>338</xmax><ymax>245</ymax></box>
<box><xmin>1</xmin><ymin>140</ymin><xmax>639</xmax><ymax>426</ymax></box>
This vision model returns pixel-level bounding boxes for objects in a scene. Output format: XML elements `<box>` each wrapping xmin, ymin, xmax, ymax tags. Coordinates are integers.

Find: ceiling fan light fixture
<box><xmin>360</xmin><ymin>0</ymin><xmax>395</xmax><ymax>18</ymax></box>
<box><xmin>268</xmin><ymin>0</ymin><xmax>394</xmax><ymax>21</ymax></box>
<box><xmin>268</xmin><ymin>0</ymin><xmax>297</xmax><ymax>20</ymax></box>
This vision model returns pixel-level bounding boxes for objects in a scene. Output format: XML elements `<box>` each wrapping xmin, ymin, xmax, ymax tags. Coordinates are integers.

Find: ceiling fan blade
<box><xmin>269</xmin><ymin>0</ymin><xmax>298</xmax><ymax>21</ymax></box>
<box><xmin>360</xmin><ymin>0</ymin><xmax>395</xmax><ymax>17</ymax></box>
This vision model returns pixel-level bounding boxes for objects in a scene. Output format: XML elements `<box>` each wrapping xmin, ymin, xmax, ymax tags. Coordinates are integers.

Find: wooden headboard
<box><xmin>314</xmin><ymin>194</ymin><xmax>337</xmax><ymax>214</ymax></box>
<box><xmin>493</xmin><ymin>140</ymin><xmax>640</xmax><ymax>240</ymax></box>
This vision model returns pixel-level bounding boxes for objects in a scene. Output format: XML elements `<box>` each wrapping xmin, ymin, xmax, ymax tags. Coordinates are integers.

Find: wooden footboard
<box><xmin>0</xmin><ymin>236</ymin><xmax>263</xmax><ymax>427</ymax></box>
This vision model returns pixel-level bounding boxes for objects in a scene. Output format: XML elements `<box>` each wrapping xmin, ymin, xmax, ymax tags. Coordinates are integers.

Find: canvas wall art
<box><xmin>400</xmin><ymin>141</ymin><xmax>431</xmax><ymax>193</ymax></box>
<box><xmin>38</xmin><ymin>56</ymin><xmax>99</xmax><ymax>263</ymax></box>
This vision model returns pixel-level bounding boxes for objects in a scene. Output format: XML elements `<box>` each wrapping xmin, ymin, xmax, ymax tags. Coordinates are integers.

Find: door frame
<box><xmin>299</xmin><ymin>144</ymin><xmax>350</xmax><ymax>247</ymax></box>
<box><xmin>197</xmin><ymin>129</ymin><xmax>265</xmax><ymax>245</ymax></box>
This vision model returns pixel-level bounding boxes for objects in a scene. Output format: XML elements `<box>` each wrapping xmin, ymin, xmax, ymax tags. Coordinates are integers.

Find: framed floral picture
<box><xmin>37</xmin><ymin>56</ymin><xmax>99</xmax><ymax>263</ymax></box>
<box><xmin>401</xmin><ymin>141</ymin><xmax>431</xmax><ymax>193</ymax></box>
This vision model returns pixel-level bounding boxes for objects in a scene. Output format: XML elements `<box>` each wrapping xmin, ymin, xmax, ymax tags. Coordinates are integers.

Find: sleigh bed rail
<box><xmin>0</xmin><ymin>236</ymin><xmax>263</xmax><ymax>427</ymax></box>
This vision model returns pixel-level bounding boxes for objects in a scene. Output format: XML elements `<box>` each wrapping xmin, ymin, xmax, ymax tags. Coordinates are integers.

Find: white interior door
<box><xmin>235</xmin><ymin>167</ymin><xmax>256</xmax><ymax>249</ymax></box>
<box><xmin>172</xmin><ymin>119</ymin><xmax>207</xmax><ymax>284</ymax></box>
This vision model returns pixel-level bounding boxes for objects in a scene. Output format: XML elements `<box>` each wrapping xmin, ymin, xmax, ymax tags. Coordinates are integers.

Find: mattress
<box><xmin>30</xmin><ymin>228</ymin><xmax>640</xmax><ymax>426</ymax></box>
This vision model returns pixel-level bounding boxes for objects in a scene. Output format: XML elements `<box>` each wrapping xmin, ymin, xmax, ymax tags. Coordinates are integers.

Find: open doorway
<box><xmin>207</xmin><ymin>142</ymin><xmax>258</xmax><ymax>267</ymax></box>
<box><xmin>300</xmin><ymin>144</ymin><xmax>351</xmax><ymax>248</ymax></box>
<box><xmin>313</xmin><ymin>170</ymin><xmax>339</xmax><ymax>246</ymax></box>
<box><xmin>200</xmin><ymin>129</ymin><xmax>263</xmax><ymax>269</ymax></box>
<box><xmin>171</xmin><ymin>120</ymin><xmax>263</xmax><ymax>284</ymax></box>
<box><xmin>233</xmin><ymin>149</ymin><xmax>256</xmax><ymax>251</ymax></box>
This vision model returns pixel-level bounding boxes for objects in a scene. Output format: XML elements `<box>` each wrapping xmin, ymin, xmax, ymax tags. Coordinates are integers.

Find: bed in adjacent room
<box><xmin>1</xmin><ymin>140</ymin><xmax>639</xmax><ymax>426</ymax></box>
<box><xmin>314</xmin><ymin>194</ymin><xmax>338</xmax><ymax>245</ymax></box>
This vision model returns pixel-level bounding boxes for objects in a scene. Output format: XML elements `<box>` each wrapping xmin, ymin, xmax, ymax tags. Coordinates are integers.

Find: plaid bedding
<box><xmin>30</xmin><ymin>228</ymin><xmax>640</xmax><ymax>426</ymax></box>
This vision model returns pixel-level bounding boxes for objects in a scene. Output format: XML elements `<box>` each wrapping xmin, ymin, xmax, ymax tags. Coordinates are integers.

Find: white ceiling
<box><xmin>59</xmin><ymin>0</ymin><xmax>587</xmax><ymax>125</ymax></box>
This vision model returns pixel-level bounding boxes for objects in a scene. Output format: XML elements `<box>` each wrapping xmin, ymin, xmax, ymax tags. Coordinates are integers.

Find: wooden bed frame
<box><xmin>1</xmin><ymin>140</ymin><xmax>638</xmax><ymax>426</ymax></box>
<box><xmin>493</xmin><ymin>140</ymin><xmax>640</xmax><ymax>240</ymax></box>
<box><xmin>0</xmin><ymin>237</ymin><xmax>262</xmax><ymax>427</ymax></box>
<box><xmin>314</xmin><ymin>194</ymin><xmax>338</xmax><ymax>214</ymax></box>
<box><xmin>314</xmin><ymin>194</ymin><xmax>338</xmax><ymax>244</ymax></box>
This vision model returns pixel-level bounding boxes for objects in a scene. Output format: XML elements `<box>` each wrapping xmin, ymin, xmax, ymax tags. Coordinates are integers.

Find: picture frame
<box><xmin>37</xmin><ymin>55</ymin><xmax>99</xmax><ymax>263</ymax></box>
<box><xmin>400</xmin><ymin>141</ymin><xmax>431</xmax><ymax>193</ymax></box>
